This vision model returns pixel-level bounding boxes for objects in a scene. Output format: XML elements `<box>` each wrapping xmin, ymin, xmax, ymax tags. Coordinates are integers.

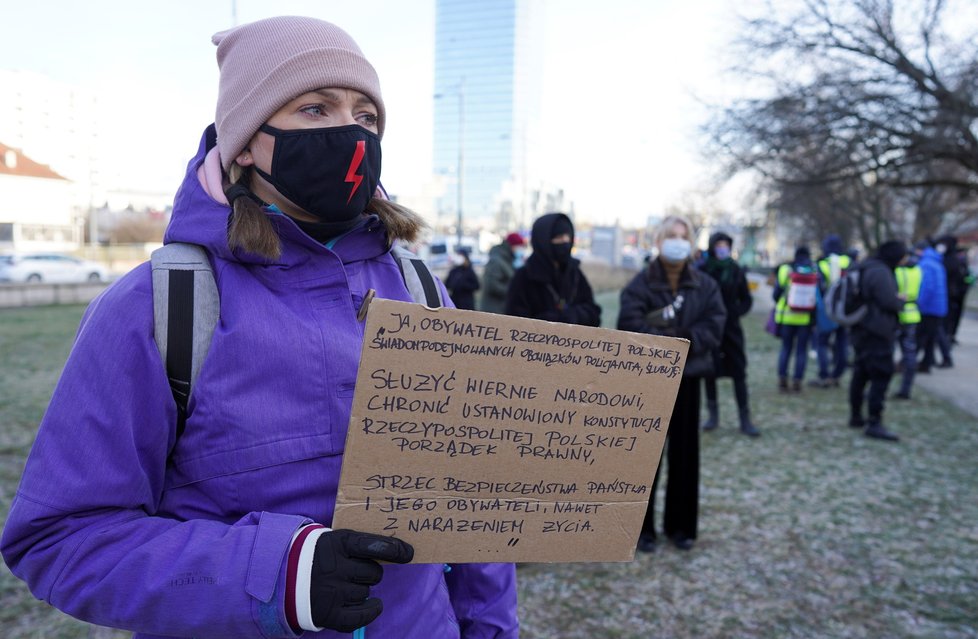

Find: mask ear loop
<box><xmin>224</xmin><ymin>183</ymin><xmax>268</xmax><ymax>207</ymax></box>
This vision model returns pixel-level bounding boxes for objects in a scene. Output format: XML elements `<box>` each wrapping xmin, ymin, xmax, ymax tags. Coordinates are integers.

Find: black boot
<box><xmin>865</xmin><ymin>421</ymin><xmax>900</xmax><ymax>442</ymax></box>
<box><xmin>779</xmin><ymin>377</ymin><xmax>789</xmax><ymax>393</ymax></box>
<box><xmin>738</xmin><ymin>407</ymin><xmax>760</xmax><ymax>437</ymax></box>
<box><xmin>702</xmin><ymin>400</ymin><xmax>719</xmax><ymax>431</ymax></box>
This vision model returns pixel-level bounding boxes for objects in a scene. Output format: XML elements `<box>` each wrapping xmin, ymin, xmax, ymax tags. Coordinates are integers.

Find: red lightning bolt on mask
<box><xmin>344</xmin><ymin>140</ymin><xmax>367</xmax><ymax>204</ymax></box>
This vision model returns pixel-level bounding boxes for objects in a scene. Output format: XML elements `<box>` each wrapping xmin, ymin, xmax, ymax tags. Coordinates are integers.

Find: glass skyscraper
<box><xmin>433</xmin><ymin>0</ymin><xmax>544</xmax><ymax>234</ymax></box>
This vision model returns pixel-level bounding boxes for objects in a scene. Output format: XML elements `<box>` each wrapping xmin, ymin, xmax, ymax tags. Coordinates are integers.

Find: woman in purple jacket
<box><xmin>1</xmin><ymin>16</ymin><xmax>517</xmax><ymax>639</ymax></box>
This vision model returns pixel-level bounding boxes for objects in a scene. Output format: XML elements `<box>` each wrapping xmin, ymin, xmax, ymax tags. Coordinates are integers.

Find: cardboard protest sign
<box><xmin>332</xmin><ymin>299</ymin><xmax>688</xmax><ymax>563</ymax></box>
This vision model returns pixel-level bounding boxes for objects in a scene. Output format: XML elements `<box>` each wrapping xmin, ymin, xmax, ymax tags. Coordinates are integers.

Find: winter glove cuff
<box><xmin>286</xmin><ymin>524</ymin><xmax>330</xmax><ymax>632</ymax></box>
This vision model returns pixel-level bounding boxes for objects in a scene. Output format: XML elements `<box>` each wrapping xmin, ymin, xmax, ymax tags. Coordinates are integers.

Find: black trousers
<box><xmin>643</xmin><ymin>376</ymin><xmax>700</xmax><ymax>540</ymax></box>
<box><xmin>849</xmin><ymin>333</ymin><xmax>894</xmax><ymax>423</ymax></box>
<box><xmin>703</xmin><ymin>373</ymin><xmax>749</xmax><ymax>411</ymax></box>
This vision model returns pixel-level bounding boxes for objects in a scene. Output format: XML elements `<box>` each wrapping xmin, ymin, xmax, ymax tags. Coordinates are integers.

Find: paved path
<box><xmin>912</xmin><ymin>313</ymin><xmax>978</xmax><ymax>418</ymax></box>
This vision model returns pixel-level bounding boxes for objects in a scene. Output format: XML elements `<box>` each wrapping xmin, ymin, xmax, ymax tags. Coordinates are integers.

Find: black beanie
<box><xmin>876</xmin><ymin>240</ymin><xmax>907</xmax><ymax>269</ymax></box>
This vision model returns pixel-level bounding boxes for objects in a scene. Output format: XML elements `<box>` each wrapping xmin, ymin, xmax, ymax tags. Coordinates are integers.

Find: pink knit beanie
<box><xmin>212</xmin><ymin>16</ymin><xmax>385</xmax><ymax>171</ymax></box>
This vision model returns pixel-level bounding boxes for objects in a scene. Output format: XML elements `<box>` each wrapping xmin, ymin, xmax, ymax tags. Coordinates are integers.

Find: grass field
<box><xmin>1</xmin><ymin>298</ymin><xmax>977</xmax><ymax>638</ymax></box>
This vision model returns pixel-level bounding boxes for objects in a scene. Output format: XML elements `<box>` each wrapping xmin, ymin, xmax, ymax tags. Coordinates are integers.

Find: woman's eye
<box><xmin>358</xmin><ymin>112</ymin><xmax>379</xmax><ymax>126</ymax></box>
<box><xmin>300</xmin><ymin>104</ymin><xmax>327</xmax><ymax>116</ymax></box>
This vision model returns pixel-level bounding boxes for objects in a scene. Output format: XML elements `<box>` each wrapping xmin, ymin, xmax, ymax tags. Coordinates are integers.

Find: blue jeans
<box><xmin>778</xmin><ymin>324</ymin><xmax>812</xmax><ymax>380</ymax></box>
<box><xmin>816</xmin><ymin>327</ymin><xmax>849</xmax><ymax>380</ymax></box>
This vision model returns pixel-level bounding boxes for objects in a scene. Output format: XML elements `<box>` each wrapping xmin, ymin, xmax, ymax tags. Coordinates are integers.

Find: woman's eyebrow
<box><xmin>312</xmin><ymin>89</ymin><xmax>344</xmax><ymax>103</ymax></box>
<box><xmin>310</xmin><ymin>89</ymin><xmax>376</xmax><ymax>109</ymax></box>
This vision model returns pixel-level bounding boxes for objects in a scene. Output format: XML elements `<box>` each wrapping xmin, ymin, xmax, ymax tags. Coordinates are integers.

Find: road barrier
<box><xmin>0</xmin><ymin>281</ymin><xmax>111</xmax><ymax>308</ymax></box>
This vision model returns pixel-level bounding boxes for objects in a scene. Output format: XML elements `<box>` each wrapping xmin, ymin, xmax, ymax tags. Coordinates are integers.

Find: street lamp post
<box><xmin>455</xmin><ymin>79</ymin><xmax>465</xmax><ymax>247</ymax></box>
<box><xmin>435</xmin><ymin>79</ymin><xmax>465</xmax><ymax>246</ymax></box>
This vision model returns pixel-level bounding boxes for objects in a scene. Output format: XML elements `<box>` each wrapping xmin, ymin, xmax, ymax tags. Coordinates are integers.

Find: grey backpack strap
<box><xmin>151</xmin><ymin>243</ymin><xmax>220</xmax><ymax>438</ymax></box>
<box><xmin>391</xmin><ymin>245</ymin><xmax>444</xmax><ymax>308</ymax></box>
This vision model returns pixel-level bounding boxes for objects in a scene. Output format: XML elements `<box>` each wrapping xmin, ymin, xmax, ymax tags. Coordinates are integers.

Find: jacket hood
<box><xmin>822</xmin><ymin>234</ymin><xmax>845</xmax><ymax>256</ymax></box>
<box><xmin>530</xmin><ymin>212</ymin><xmax>574</xmax><ymax>261</ymax></box>
<box><xmin>488</xmin><ymin>242</ymin><xmax>515</xmax><ymax>261</ymax></box>
<box><xmin>164</xmin><ymin>125</ymin><xmax>425</xmax><ymax>264</ymax></box>
<box><xmin>919</xmin><ymin>247</ymin><xmax>943</xmax><ymax>264</ymax></box>
<box><xmin>708</xmin><ymin>231</ymin><xmax>733</xmax><ymax>255</ymax></box>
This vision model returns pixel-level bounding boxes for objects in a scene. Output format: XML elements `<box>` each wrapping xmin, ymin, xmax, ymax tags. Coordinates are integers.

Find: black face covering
<box><xmin>254</xmin><ymin>124</ymin><xmax>381</xmax><ymax>226</ymax></box>
<box><xmin>551</xmin><ymin>241</ymin><xmax>573</xmax><ymax>266</ymax></box>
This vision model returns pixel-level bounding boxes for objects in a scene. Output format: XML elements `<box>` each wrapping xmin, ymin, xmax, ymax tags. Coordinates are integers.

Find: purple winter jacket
<box><xmin>1</xmin><ymin>128</ymin><xmax>519</xmax><ymax>639</ymax></box>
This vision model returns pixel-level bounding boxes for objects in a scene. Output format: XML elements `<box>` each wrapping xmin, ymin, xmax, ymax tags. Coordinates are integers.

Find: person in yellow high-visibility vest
<box><xmin>811</xmin><ymin>235</ymin><xmax>852</xmax><ymax>388</ymax></box>
<box><xmin>772</xmin><ymin>245</ymin><xmax>816</xmax><ymax>392</ymax></box>
<box><xmin>892</xmin><ymin>255</ymin><xmax>922</xmax><ymax>399</ymax></box>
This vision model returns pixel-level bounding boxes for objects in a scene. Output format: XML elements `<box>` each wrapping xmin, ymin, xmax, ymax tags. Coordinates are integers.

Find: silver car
<box><xmin>0</xmin><ymin>253</ymin><xmax>109</xmax><ymax>284</ymax></box>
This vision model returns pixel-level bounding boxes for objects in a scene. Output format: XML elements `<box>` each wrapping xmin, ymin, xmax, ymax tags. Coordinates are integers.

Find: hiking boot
<box><xmin>892</xmin><ymin>391</ymin><xmax>911</xmax><ymax>400</ymax></box>
<box><xmin>808</xmin><ymin>378</ymin><xmax>831</xmax><ymax>389</ymax></box>
<box><xmin>779</xmin><ymin>377</ymin><xmax>789</xmax><ymax>393</ymax></box>
<box><xmin>738</xmin><ymin>408</ymin><xmax>760</xmax><ymax>437</ymax></box>
<box><xmin>829</xmin><ymin>377</ymin><xmax>841</xmax><ymax>388</ymax></box>
<box><xmin>848</xmin><ymin>415</ymin><xmax>866</xmax><ymax>428</ymax></box>
<box><xmin>864</xmin><ymin>423</ymin><xmax>900</xmax><ymax>442</ymax></box>
<box><xmin>702</xmin><ymin>400</ymin><xmax>719</xmax><ymax>431</ymax></box>
<box><xmin>937</xmin><ymin>359</ymin><xmax>954</xmax><ymax>369</ymax></box>
<box><xmin>791</xmin><ymin>379</ymin><xmax>802</xmax><ymax>392</ymax></box>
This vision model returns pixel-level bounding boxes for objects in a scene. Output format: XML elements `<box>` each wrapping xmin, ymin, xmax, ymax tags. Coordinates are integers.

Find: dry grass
<box><xmin>1</xmin><ymin>301</ymin><xmax>976</xmax><ymax>638</ymax></box>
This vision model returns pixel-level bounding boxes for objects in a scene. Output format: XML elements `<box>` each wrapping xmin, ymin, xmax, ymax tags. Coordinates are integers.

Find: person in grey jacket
<box><xmin>618</xmin><ymin>215</ymin><xmax>726</xmax><ymax>553</ymax></box>
<box><xmin>480</xmin><ymin>232</ymin><xmax>525</xmax><ymax>313</ymax></box>
<box><xmin>849</xmin><ymin>240</ymin><xmax>907</xmax><ymax>442</ymax></box>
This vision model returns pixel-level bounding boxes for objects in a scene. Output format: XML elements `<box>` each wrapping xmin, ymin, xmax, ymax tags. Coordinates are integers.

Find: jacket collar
<box><xmin>645</xmin><ymin>258</ymin><xmax>701</xmax><ymax>291</ymax></box>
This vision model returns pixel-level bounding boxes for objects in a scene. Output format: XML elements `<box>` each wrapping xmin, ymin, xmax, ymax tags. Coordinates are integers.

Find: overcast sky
<box><xmin>2</xmin><ymin>0</ymin><xmax>745</xmax><ymax>228</ymax></box>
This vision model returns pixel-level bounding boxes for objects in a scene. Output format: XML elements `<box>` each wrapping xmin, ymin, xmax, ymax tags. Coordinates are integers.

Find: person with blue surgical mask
<box><xmin>698</xmin><ymin>232</ymin><xmax>759</xmax><ymax>436</ymax></box>
<box><xmin>617</xmin><ymin>215</ymin><xmax>726</xmax><ymax>553</ymax></box>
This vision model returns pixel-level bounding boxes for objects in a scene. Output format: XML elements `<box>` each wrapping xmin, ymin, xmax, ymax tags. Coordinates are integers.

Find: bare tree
<box><xmin>707</xmin><ymin>0</ymin><xmax>978</xmax><ymax>246</ymax></box>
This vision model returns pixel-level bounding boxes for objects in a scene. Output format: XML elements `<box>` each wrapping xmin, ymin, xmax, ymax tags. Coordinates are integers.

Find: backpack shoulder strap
<box><xmin>151</xmin><ymin>243</ymin><xmax>220</xmax><ymax>438</ymax></box>
<box><xmin>390</xmin><ymin>245</ymin><xmax>444</xmax><ymax>308</ymax></box>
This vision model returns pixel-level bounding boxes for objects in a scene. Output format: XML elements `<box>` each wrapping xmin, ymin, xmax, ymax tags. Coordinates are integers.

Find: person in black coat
<box><xmin>505</xmin><ymin>212</ymin><xmax>601</xmax><ymax>326</ymax></box>
<box><xmin>849</xmin><ymin>240</ymin><xmax>907</xmax><ymax>442</ymax></box>
<box><xmin>699</xmin><ymin>232</ymin><xmax>759</xmax><ymax>436</ymax></box>
<box><xmin>444</xmin><ymin>248</ymin><xmax>480</xmax><ymax>310</ymax></box>
<box><xmin>618</xmin><ymin>215</ymin><xmax>726</xmax><ymax>553</ymax></box>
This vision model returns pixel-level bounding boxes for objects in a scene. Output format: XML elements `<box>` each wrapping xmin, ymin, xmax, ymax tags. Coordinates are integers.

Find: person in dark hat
<box><xmin>444</xmin><ymin>247</ymin><xmax>480</xmax><ymax>310</ymax></box>
<box><xmin>849</xmin><ymin>240</ymin><xmax>907</xmax><ymax>441</ymax></box>
<box><xmin>505</xmin><ymin>212</ymin><xmax>601</xmax><ymax>325</ymax></box>
<box><xmin>699</xmin><ymin>231</ymin><xmax>759</xmax><ymax>436</ymax></box>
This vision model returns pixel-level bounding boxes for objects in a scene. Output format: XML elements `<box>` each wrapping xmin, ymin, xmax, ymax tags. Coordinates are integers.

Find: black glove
<box><xmin>310</xmin><ymin>529</ymin><xmax>414</xmax><ymax>632</ymax></box>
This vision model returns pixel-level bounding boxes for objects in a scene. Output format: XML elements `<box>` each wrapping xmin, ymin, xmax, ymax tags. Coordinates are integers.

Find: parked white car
<box><xmin>0</xmin><ymin>253</ymin><xmax>109</xmax><ymax>284</ymax></box>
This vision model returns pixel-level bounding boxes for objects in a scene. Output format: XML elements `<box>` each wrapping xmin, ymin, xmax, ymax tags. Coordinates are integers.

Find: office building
<box><xmin>433</xmin><ymin>0</ymin><xmax>545</xmax><ymax>234</ymax></box>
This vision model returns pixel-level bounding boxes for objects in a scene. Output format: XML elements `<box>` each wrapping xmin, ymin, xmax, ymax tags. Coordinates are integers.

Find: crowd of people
<box><xmin>768</xmin><ymin>233</ymin><xmax>973</xmax><ymax>442</ymax></box>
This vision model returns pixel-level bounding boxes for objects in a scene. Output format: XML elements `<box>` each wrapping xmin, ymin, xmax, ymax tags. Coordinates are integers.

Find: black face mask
<box><xmin>551</xmin><ymin>241</ymin><xmax>573</xmax><ymax>266</ymax></box>
<box><xmin>254</xmin><ymin>124</ymin><xmax>382</xmax><ymax>226</ymax></box>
